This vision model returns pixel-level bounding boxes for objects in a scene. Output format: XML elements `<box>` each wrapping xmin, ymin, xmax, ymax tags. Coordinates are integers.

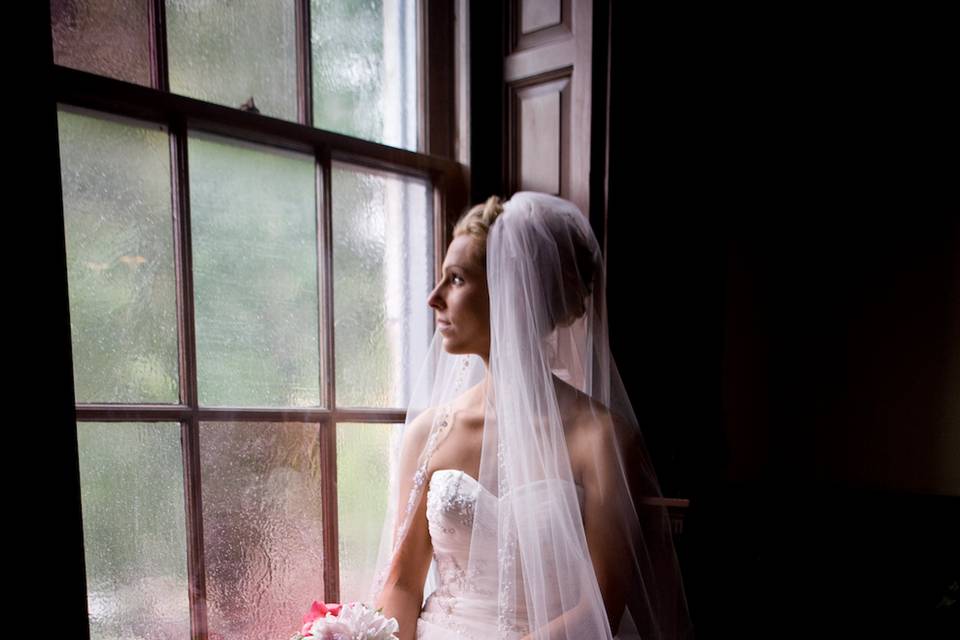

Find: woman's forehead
<box><xmin>445</xmin><ymin>235</ymin><xmax>484</xmax><ymax>271</ymax></box>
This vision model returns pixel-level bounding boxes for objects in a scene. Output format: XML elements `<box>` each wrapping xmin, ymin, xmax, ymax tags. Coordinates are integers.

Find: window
<box><xmin>50</xmin><ymin>1</ymin><xmax>462</xmax><ymax>638</ymax></box>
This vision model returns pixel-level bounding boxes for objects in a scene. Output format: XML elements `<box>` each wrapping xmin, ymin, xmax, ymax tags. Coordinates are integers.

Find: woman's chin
<box><xmin>441</xmin><ymin>341</ymin><xmax>463</xmax><ymax>354</ymax></box>
<box><xmin>440</xmin><ymin>337</ymin><xmax>474</xmax><ymax>356</ymax></box>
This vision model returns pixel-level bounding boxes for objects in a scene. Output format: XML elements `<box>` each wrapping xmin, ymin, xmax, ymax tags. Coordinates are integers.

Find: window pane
<box><xmin>188</xmin><ymin>131</ymin><xmax>320</xmax><ymax>407</ymax></box>
<box><xmin>57</xmin><ymin>106</ymin><xmax>180</xmax><ymax>404</ymax></box>
<box><xmin>311</xmin><ymin>0</ymin><xmax>419</xmax><ymax>151</ymax></box>
<box><xmin>166</xmin><ymin>0</ymin><xmax>299</xmax><ymax>122</ymax></box>
<box><xmin>332</xmin><ymin>163</ymin><xmax>432</xmax><ymax>408</ymax></box>
<box><xmin>51</xmin><ymin>0</ymin><xmax>153</xmax><ymax>87</ymax></box>
<box><xmin>199</xmin><ymin>421</ymin><xmax>325</xmax><ymax>638</ymax></box>
<box><xmin>336</xmin><ymin>421</ymin><xmax>395</xmax><ymax>603</ymax></box>
<box><xmin>77</xmin><ymin>421</ymin><xmax>189</xmax><ymax>640</ymax></box>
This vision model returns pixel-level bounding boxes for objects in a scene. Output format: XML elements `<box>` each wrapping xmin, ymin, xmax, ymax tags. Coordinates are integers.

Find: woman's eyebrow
<box><xmin>443</xmin><ymin>264</ymin><xmax>467</xmax><ymax>273</ymax></box>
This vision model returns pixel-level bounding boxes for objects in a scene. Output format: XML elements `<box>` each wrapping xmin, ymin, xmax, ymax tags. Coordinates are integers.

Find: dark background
<box><xmin>603</xmin><ymin>4</ymin><xmax>957</xmax><ymax>639</ymax></box>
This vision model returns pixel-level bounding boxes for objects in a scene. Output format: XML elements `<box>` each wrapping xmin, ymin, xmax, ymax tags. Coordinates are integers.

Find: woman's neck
<box><xmin>468</xmin><ymin>368</ymin><xmax>577</xmax><ymax>416</ymax></box>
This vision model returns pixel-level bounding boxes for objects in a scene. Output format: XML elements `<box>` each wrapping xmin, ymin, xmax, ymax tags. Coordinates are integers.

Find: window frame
<box><xmin>52</xmin><ymin>0</ymin><xmax>466</xmax><ymax>635</ymax></box>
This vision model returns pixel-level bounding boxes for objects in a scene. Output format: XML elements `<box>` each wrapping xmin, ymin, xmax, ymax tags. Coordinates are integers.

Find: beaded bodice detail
<box><xmin>425</xmin><ymin>469</ymin><xmax>499</xmax><ymax>596</ymax></box>
<box><xmin>417</xmin><ymin>468</ymin><xmax>586</xmax><ymax>639</ymax></box>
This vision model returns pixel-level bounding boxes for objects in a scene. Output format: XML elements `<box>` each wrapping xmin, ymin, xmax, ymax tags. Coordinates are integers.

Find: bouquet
<box><xmin>288</xmin><ymin>600</ymin><xmax>399</xmax><ymax>640</ymax></box>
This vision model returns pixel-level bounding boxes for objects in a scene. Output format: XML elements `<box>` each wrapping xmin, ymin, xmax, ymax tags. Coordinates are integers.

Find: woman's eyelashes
<box><xmin>438</xmin><ymin>273</ymin><xmax>464</xmax><ymax>287</ymax></box>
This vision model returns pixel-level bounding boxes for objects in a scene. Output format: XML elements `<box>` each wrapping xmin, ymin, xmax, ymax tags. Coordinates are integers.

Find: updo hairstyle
<box><xmin>453</xmin><ymin>193</ymin><xmax>600</xmax><ymax>330</ymax></box>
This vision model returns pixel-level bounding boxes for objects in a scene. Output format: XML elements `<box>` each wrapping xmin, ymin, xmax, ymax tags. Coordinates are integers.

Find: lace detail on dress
<box><xmin>401</xmin><ymin>355</ymin><xmax>473</xmax><ymax>543</ymax></box>
<box><xmin>427</xmin><ymin>469</ymin><xmax>479</xmax><ymax>531</ymax></box>
<box><xmin>496</xmin><ymin>520</ymin><xmax>527</xmax><ymax>637</ymax></box>
<box><xmin>420</xmin><ymin>466</ymin><xmax>587</xmax><ymax>638</ymax></box>
<box><xmin>403</xmin><ymin>407</ymin><xmax>452</xmax><ymax>532</ymax></box>
<box><xmin>495</xmin><ymin>437</ymin><xmax>527</xmax><ymax>637</ymax></box>
<box><xmin>419</xmin><ymin>553</ymin><xmax>489</xmax><ymax>640</ymax></box>
<box><xmin>417</xmin><ymin>469</ymin><xmax>502</xmax><ymax>639</ymax></box>
<box><xmin>426</xmin><ymin>471</ymin><xmax>496</xmax><ymax>599</ymax></box>
<box><xmin>418</xmin><ymin>608</ymin><xmax>485</xmax><ymax>640</ymax></box>
<box><xmin>371</xmin><ymin>357</ymin><xmax>474</xmax><ymax>607</ymax></box>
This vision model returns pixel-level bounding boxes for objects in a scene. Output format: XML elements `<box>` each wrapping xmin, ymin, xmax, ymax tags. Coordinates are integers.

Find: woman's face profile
<box><xmin>427</xmin><ymin>234</ymin><xmax>490</xmax><ymax>358</ymax></box>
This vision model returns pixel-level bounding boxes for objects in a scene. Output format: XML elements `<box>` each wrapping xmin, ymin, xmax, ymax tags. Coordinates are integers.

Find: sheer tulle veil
<box><xmin>368</xmin><ymin>191</ymin><xmax>694</xmax><ymax>639</ymax></box>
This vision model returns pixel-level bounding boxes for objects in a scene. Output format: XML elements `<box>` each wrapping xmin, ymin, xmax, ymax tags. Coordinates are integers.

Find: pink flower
<box><xmin>300</xmin><ymin>601</ymin><xmax>343</xmax><ymax>634</ymax></box>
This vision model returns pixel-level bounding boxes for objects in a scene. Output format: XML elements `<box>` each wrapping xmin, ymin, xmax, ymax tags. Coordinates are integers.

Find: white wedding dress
<box><xmin>415</xmin><ymin>468</ymin><xmax>586</xmax><ymax>639</ymax></box>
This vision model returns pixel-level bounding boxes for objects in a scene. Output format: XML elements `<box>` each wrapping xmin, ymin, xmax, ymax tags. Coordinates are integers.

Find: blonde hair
<box><xmin>451</xmin><ymin>195</ymin><xmax>505</xmax><ymax>269</ymax></box>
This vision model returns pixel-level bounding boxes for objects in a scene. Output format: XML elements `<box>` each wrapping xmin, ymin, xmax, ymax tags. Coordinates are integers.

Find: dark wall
<box><xmin>607</xmin><ymin>3</ymin><xmax>957</xmax><ymax>638</ymax></box>
<box><xmin>29</xmin><ymin>1</ymin><xmax>90</xmax><ymax>638</ymax></box>
<box><xmin>467</xmin><ymin>0</ymin><xmax>506</xmax><ymax>207</ymax></box>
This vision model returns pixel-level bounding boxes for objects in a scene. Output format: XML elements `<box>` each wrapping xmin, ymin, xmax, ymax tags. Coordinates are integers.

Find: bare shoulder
<box><xmin>570</xmin><ymin>395</ymin><xmax>636</xmax><ymax>468</ymax></box>
<box><xmin>410</xmin><ymin>404</ymin><xmax>439</xmax><ymax>430</ymax></box>
<box><xmin>400</xmin><ymin>405</ymin><xmax>440</xmax><ymax>453</ymax></box>
<box><xmin>572</xmin><ymin>396</ymin><xmax>613</xmax><ymax>445</ymax></box>
<box><xmin>565</xmin><ymin>394</ymin><xmax>602</xmax><ymax>480</ymax></box>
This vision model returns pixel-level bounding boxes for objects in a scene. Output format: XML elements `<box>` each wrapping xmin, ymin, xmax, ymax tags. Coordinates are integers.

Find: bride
<box><xmin>369</xmin><ymin>192</ymin><xmax>693</xmax><ymax>639</ymax></box>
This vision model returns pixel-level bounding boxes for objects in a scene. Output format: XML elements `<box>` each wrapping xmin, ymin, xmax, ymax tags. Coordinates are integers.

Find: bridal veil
<box><xmin>368</xmin><ymin>191</ymin><xmax>694</xmax><ymax>639</ymax></box>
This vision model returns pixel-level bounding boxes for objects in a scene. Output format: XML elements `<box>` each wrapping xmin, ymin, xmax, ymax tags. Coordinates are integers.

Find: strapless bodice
<box><xmin>417</xmin><ymin>468</ymin><xmax>586</xmax><ymax>639</ymax></box>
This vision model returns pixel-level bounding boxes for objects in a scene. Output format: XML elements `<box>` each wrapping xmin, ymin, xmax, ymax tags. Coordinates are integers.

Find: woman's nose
<box><xmin>427</xmin><ymin>286</ymin><xmax>443</xmax><ymax>309</ymax></box>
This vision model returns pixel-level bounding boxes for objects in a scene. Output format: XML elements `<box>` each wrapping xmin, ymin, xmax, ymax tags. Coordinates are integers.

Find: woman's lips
<box><xmin>438</xmin><ymin>320</ymin><xmax>452</xmax><ymax>332</ymax></box>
